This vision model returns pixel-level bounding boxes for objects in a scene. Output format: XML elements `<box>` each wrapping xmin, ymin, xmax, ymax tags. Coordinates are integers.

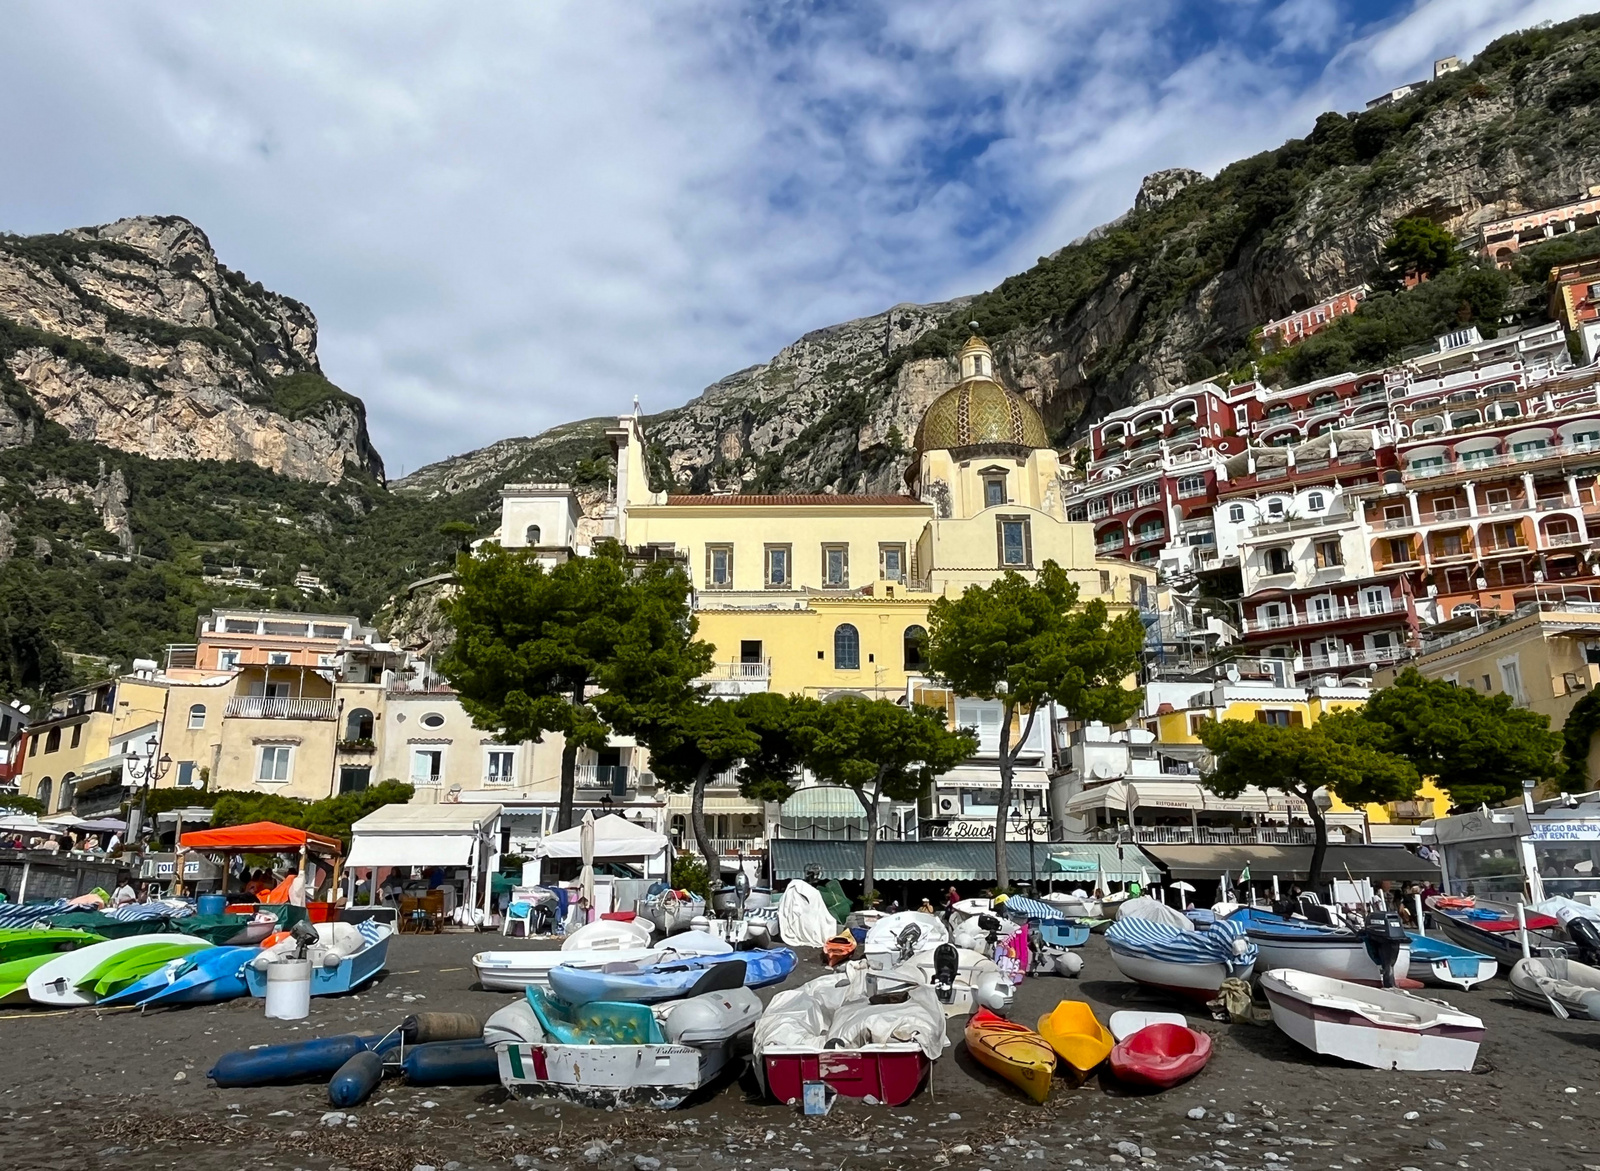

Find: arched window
<box><xmin>345</xmin><ymin>708</ymin><xmax>374</xmax><ymax>742</ymax></box>
<box><xmin>188</xmin><ymin>703</ymin><xmax>207</xmax><ymax>730</ymax></box>
<box><xmin>1228</xmin><ymin>503</ymin><xmax>1246</xmax><ymax>523</ymax></box>
<box><xmin>58</xmin><ymin>774</ymin><xmax>76</xmax><ymax>814</ymax></box>
<box><xmin>834</xmin><ymin>624</ymin><xmax>860</xmax><ymax>671</ymax></box>
<box><xmin>903</xmin><ymin>625</ymin><xmax>927</xmax><ymax>671</ymax></box>
<box><xmin>525</xmin><ymin>524</ymin><xmax>541</xmax><ymax>546</ymax></box>
<box><xmin>1305</xmin><ymin>492</ymin><xmax>1325</xmax><ymax>511</ymax></box>
<box><xmin>35</xmin><ymin>778</ymin><xmax>51</xmax><ymax>813</ymax></box>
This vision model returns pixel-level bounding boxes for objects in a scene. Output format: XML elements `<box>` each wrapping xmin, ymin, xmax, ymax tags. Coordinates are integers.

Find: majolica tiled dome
<box><xmin>913</xmin><ymin>336</ymin><xmax>1050</xmax><ymax>454</ymax></box>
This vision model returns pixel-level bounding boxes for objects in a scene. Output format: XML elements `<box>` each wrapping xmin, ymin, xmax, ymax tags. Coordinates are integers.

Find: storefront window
<box><xmin>1535</xmin><ymin>841</ymin><xmax>1600</xmax><ymax>897</ymax></box>
<box><xmin>1442</xmin><ymin>837</ymin><xmax>1524</xmax><ymax>897</ymax></box>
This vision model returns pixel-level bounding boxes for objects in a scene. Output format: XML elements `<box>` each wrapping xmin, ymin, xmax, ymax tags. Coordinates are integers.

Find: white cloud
<box><xmin>0</xmin><ymin>0</ymin><xmax>1589</xmax><ymax>474</ymax></box>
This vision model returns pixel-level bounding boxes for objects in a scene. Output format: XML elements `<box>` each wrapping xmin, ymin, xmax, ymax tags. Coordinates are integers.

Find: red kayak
<box><xmin>1109</xmin><ymin>1023</ymin><xmax>1212</xmax><ymax>1089</ymax></box>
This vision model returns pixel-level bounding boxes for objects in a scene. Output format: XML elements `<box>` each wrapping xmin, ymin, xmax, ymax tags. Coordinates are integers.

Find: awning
<box><xmin>769</xmin><ymin>839</ymin><xmax>1162</xmax><ymax>883</ymax></box>
<box><xmin>1044</xmin><ymin>843</ymin><xmax>1160</xmax><ymax>885</ymax></box>
<box><xmin>1139</xmin><ymin>843</ymin><xmax>1441</xmax><ymax>882</ymax></box>
<box><xmin>180</xmin><ymin>821</ymin><xmax>342</xmax><ymax>856</ymax></box>
<box><xmin>347</xmin><ymin>803</ymin><xmax>502</xmax><ymax>869</ymax></box>
<box><xmin>532</xmin><ymin>812</ymin><xmax>667</xmax><ymax>859</ymax></box>
<box><xmin>1061</xmin><ymin>781</ymin><xmax>1306</xmax><ymax>816</ymax></box>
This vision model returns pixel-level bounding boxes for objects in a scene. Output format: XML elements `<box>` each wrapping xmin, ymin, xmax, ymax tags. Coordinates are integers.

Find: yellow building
<box><xmin>1375</xmin><ymin>601</ymin><xmax>1600</xmax><ymax>789</ymax></box>
<box><xmin>596</xmin><ymin>334</ymin><xmax>1152</xmax><ymax>851</ymax></box>
<box><xmin>17</xmin><ymin>674</ymin><xmax>167</xmax><ymax>816</ymax></box>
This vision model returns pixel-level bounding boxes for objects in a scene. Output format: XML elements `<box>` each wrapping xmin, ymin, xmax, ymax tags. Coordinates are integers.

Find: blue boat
<box><xmin>98</xmin><ymin>945</ymin><xmax>256</xmax><ymax>1008</ymax></box>
<box><xmin>1406</xmin><ymin>932</ymin><xmax>1497</xmax><ymax>990</ymax></box>
<box><xmin>998</xmin><ymin>895</ymin><xmax>1091</xmax><ymax>947</ymax></box>
<box><xmin>243</xmin><ymin>922</ymin><xmax>392</xmax><ymax>1000</ymax></box>
<box><xmin>547</xmin><ymin>947</ymin><xmax>796</xmax><ymax>1005</ymax></box>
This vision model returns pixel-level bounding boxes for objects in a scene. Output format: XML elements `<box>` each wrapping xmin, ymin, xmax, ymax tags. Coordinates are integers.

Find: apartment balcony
<box><xmin>1095</xmin><ymin>538</ymin><xmax>1127</xmax><ymax>555</ymax></box>
<box><xmin>337</xmin><ymin>738</ymin><xmax>376</xmax><ymax>753</ymax></box>
<box><xmin>1407</xmin><ymin>438</ymin><xmax>1600</xmax><ymax>481</ymax></box>
<box><xmin>702</xmin><ymin>660</ymin><xmax>771</xmax><ymax>697</ymax></box>
<box><xmin>707</xmin><ymin>837</ymin><xmax>767</xmax><ymax>855</ymax></box>
<box><xmin>1387</xmin><ymin>798</ymin><xmax>1436</xmax><ymax>821</ymax></box>
<box><xmin>1241</xmin><ymin>599</ymin><xmax>1394</xmax><ymax>634</ymax></box>
<box><xmin>576</xmin><ymin>764</ymin><xmax>638</xmax><ymax>793</ymax></box>
<box><xmin>224</xmin><ymin>696</ymin><xmax>338</xmax><ymax>721</ymax></box>
<box><xmin>1544</xmin><ymin>530</ymin><xmax>1587</xmax><ymax>548</ymax></box>
<box><xmin>1086</xmin><ymin>826</ymin><xmax>1320</xmax><ymax>846</ymax></box>
<box><xmin>1300</xmin><ymin>645</ymin><xmax>1408</xmax><ymax>673</ymax></box>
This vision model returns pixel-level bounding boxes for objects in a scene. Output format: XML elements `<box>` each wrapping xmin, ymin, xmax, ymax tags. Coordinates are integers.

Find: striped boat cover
<box><xmin>1107</xmin><ymin>915</ymin><xmax>1258</xmax><ymax>966</ymax></box>
<box><xmin>1000</xmin><ymin>895</ymin><xmax>1068</xmax><ymax>922</ymax></box>
<box><xmin>0</xmin><ymin>901</ymin><xmax>70</xmax><ymax>929</ymax></box>
<box><xmin>107</xmin><ymin>901</ymin><xmax>187</xmax><ymax>922</ymax></box>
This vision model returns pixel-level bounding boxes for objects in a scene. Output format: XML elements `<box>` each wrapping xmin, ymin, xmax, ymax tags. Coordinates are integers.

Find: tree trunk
<box><xmin>556</xmin><ymin>737</ymin><xmax>578</xmax><ymax>834</ymax></box>
<box><xmin>859</xmin><ymin>770</ymin><xmax>886</xmax><ymax>907</ymax></box>
<box><xmin>1305</xmin><ymin>789</ymin><xmax>1330</xmax><ymax>893</ymax></box>
<box><xmin>690</xmin><ymin>762</ymin><xmax>717</xmax><ymax>885</ymax></box>
<box><xmin>994</xmin><ymin>702</ymin><xmax>1015</xmax><ymax>893</ymax></box>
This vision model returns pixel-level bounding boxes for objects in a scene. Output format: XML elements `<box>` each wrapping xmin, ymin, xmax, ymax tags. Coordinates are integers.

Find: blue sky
<box><xmin>0</xmin><ymin>0</ymin><xmax>1593</xmax><ymax>475</ymax></box>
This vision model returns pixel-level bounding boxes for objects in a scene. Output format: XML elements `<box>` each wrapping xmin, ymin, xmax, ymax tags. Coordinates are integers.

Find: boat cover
<box><xmin>1115</xmin><ymin>896</ymin><xmax>1194</xmax><ymax>932</ymax></box>
<box><xmin>1531</xmin><ymin>896</ymin><xmax>1600</xmax><ymax>925</ymax></box>
<box><xmin>864</xmin><ymin>911</ymin><xmax>949</xmax><ymax>954</ymax></box>
<box><xmin>1107</xmin><ymin>915</ymin><xmax>1257</xmax><ymax>966</ymax></box>
<box><xmin>753</xmin><ymin>965</ymin><xmax>948</xmax><ymax>1059</ymax></box>
<box><xmin>776</xmin><ymin>880</ymin><xmax>837</xmax><ymax>948</ymax></box>
<box><xmin>1000</xmin><ymin>895</ymin><xmax>1071</xmax><ymax>921</ymax></box>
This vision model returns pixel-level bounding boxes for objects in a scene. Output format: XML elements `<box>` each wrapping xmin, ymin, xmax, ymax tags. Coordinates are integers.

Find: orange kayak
<box><xmin>823</xmin><ymin>931</ymin><xmax>857</xmax><ymax>967</ymax></box>
<box><xmin>1038</xmin><ymin>999</ymin><xmax>1114</xmax><ymax>1085</ymax></box>
<box><xmin>965</xmin><ymin>1008</ymin><xmax>1056</xmax><ymax>1103</ymax></box>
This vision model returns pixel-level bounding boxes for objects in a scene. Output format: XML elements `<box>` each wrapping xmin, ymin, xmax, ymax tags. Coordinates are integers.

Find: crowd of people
<box><xmin>0</xmin><ymin>829</ymin><xmax>121</xmax><ymax>854</ymax></box>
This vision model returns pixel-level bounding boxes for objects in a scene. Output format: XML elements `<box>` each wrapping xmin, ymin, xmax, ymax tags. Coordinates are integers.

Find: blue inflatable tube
<box><xmin>210</xmin><ymin>1033</ymin><xmax>393</xmax><ymax>1087</ymax></box>
<box><xmin>328</xmin><ymin>1050</ymin><xmax>386</xmax><ymax>1107</ymax></box>
<box><xmin>401</xmin><ymin>1040</ymin><xmax>501</xmax><ymax>1085</ymax></box>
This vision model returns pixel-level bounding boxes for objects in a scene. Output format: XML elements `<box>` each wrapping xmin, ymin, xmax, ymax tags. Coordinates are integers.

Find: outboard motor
<box><xmin>1362</xmin><ymin>911</ymin><xmax>1410</xmax><ymax>988</ymax></box>
<box><xmin>893</xmin><ymin>924</ymin><xmax>923</xmax><ymax>965</ymax></box>
<box><xmin>1566</xmin><ymin>914</ymin><xmax>1600</xmax><ymax>966</ymax></box>
<box><xmin>931</xmin><ymin>942</ymin><xmax>959</xmax><ymax>1004</ymax></box>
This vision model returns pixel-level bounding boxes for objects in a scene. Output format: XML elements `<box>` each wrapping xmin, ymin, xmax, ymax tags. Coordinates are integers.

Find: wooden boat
<box><xmin>1509</xmin><ymin>955</ymin><xmax>1600</xmax><ymax>1018</ymax></box>
<box><xmin>1259</xmin><ymin>968</ymin><xmax>1484</xmax><ymax>1072</ymax></box>
<box><xmin>243</xmin><ymin>922</ymin><xmax>392</xmax><ymax>999</ymax></box>
<box><xmin>964</xmin><ymin>1008</ymin><xmax>1056</xmax><ymax>1103</ymax></box>
<box><xmin>1425</xmin><ymin>897</ymin><xmax>1563</xmax><ymax>965</ymax></box>
<box><xmin>823</xmin><ymin>930</ymin><xmax>857</xmax><ymax>966</ymax></box>
<box><xmin>1231</xmin><ymin>908</ymin><xmax>1410</xmax><ymax>986</ymax></box>
<box><xmin>1406</xmin><ymin>932</ymin><xmax>1497</xmax><ymax>991</ymax></box>
<box><xmin>1109</xmin><ymin>1023</ymin><xmax>1212</xmax><ymax>1089</ymax></box>
<box><xmin>1037</xmin><ymin>1000</ymin><xmax>1113</xmax><ymax>1085</ymax></box>
<box><xmin>1108</xmin><ymin>1010</ymin><xmax>1187</xmax><ymax>1042</ymax></box>
<box><xmin>889</xmin><ymin>945</ymin><xmax>1012</xmax><ymax>1016</ymax></box>
<box><xmin>1105</xmin><ymin>916</ymin><xmax>1256</xmax><ymax>999</ymax></box>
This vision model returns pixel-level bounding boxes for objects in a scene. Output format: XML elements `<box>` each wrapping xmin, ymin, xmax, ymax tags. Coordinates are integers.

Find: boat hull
<box><xmin>1107</xmin><ymin>943</ymin><xmax>1252</xmax><ymax>999</ymax></box>
<box><xmin>243</xmin><ymin>935</ymin><xmax>389</xmax><ymax>999</ymax></box>
<box><xmin>1427</xmin><ymin>907</ymin><xmax>1561</xmax><ymax>966</ymax></box>
<box><xmin>473</xmin><ymin>947</ymin><xmax>659</xmax><ymax>992</ymax></box>
<box><xmin>763</xmin><ymin>1046</ymin><xmax>930</xmax><ymax>1107</ymax></box>
<box><xmin>27</xmin><ymin>933</ymin><xmax>205</xmax><ymax>1007</ymax></box>
<box><xmin>1260</xmin><ymin>969</ymin><xmax>1483</xmax><ymax>1072</ymax></box>
<box><xmin>499</xmin><ymin>1040</ymin><xmax>728</xmax><ymax>1109</ymax></box>
<box><xmin>1249</xmin><ymin>936</ymin><xmax>1410</xmax><ymax>986</ymax></box>
<box><xmin>1037</xmin><ymin>1001</ymin><xmax>1113</xmax><ymax>1085</ymax></box>
<box><xmin>1037</xmin><ymin>921</ymin><xmax>1091</xmax><ymax>949</ymax></box>
<box><xmin>1405</xmin><ymin>934</ymin><xmax>1497</xmax><ymax>991</ymax></box>
<box><xmin>965</xmin><ymin>1009</ymin><xmax>1056</xmax><ymax>1104</ymax></box>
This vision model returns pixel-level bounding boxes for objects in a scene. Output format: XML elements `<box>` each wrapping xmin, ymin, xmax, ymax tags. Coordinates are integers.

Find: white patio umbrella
<box><xmin>579</xmin><ymin>810</ymin><xmax>597</xmax><ymax>925</ymax></box>
<box><xmin>1171</xmin><ymin>880</ymin><xmax>1197</xmax><ymax>909</ymax></box>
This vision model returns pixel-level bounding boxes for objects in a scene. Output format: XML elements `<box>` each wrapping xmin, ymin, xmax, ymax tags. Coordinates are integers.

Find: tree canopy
<box><xmin>795</xmin><ymin>696</ymin><xmax>976</xmax><ymax>903</ymax></box>
<box><xmin>925</xmin><ymin>561</ymin><xmax>1145</xmax><ymax>889</ymax></box>
<box><xmin>1199</xmin><ymin>710</ymin><xmax>1418</xmax><ymax>888</ymax></box>
<box><xmin>1359</xmin><ymin>668</ymin><xmax>1563</xmax><ymax>808</ymax></box>
<box><xmin>442</xmin><ymin>542</ymin><xmax>707</xmax><ymax>831</ymax></box>
<box><xmin>210</xmin><ymin>779</ymin><xmax>414</xmax><ymax>850</ymax></box>
<box><xmin>1380</xmin><ymin>217</ymin><xmax>1459</xmax><ymax>285</ymax></box>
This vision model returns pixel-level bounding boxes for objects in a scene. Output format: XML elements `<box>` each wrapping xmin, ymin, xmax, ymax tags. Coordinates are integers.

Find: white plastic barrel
<box><xmin>264</xmin><ymin>957</ymin><xmax>312</xmax><ymax>1020</ymax></box>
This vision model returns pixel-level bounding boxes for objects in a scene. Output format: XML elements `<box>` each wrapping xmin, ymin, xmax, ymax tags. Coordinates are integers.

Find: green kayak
<box><xmin>0</xmin><ymin>929</ymin><xmax>106</xmax><ymax>964</ymax></box>
<box><xmin>0</xmin><ymin>953</ymin><xmax>58</xmax><ymax>1004</ymax></box>
<box><xmin>76</xmin><ymin>941</ymin><xmax>209</xmax><ymax>999</ymax></box>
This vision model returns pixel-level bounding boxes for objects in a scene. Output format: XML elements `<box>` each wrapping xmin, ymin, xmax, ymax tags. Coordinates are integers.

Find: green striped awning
<box><xmin>769</xmin><ymin>839</ymin><xmax>1162</xmax><ymax>883</ymax></box>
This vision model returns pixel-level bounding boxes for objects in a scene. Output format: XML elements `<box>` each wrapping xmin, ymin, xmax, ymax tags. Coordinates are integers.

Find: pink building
<box><xmin>1259</xmin><ymin>286</ymin><xmax>1369</xmax><ymax>351</ymax></box>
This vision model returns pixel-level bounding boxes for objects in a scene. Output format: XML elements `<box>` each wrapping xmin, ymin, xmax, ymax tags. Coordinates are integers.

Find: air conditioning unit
<box><xmin>936</xmin><ymin>795</ymin><xmax>960</xmax><ymax>817</ymax></box>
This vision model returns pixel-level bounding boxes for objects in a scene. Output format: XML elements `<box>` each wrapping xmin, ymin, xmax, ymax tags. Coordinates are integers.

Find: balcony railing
<box><xmin>706</xmin><ymin>837</ymin><xmax>766</xmax><ymax>855</ymax></box>
<box><xmin>1408</xmin><ymin>439</ymin><xmax>1600</xmax><ymax>480</ymax></box>
<box><xmin>576</xmin><ymin>764</ymin><xmax>637</xmax><ymax>791</ymax></box>
<box><xmin>1301</xmin><ymin>645</ymin><xmax>1408</xmax><ymax>671</ymax></box>
<box><xmin>1546</xmin><ymin>530</ymin><xmax>1586</xmax><ymax>547</ymax></box>
<box><xmin>224</xmin><ymin>696</ymin><xmax>338</xmax><ymax>721</ymax></box>
<box><xmin>1087</xmin><ymin>826</ymin><xmax>1320</xmax><ymax>845</ymax></box>
<box><xmin>1242</xmin><ymin>599</ymin><xmax>1393</xmax><ymax>633</ymax></box>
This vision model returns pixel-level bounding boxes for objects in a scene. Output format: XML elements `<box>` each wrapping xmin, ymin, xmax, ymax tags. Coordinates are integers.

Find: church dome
<box><xmin>913</xmin><ymin>336</ymin><xmax>1050</xmax><ymax>455</ymax></box>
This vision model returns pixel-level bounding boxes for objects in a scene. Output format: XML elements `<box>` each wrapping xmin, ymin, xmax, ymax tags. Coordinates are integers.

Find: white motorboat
<box><xmin>562</xmin><ymin>919</ymin><xmax>654</xmax><ymax>951</ymax></box>
<box><xmin>862</xmin><ymin>911</ymin><xmax>949</xmax><ymax>969</ymax></box>
<box><xmin>887</xmin><ymin>946</ymin><xmax>1011</xmax><ymax>1017</ymax></box>
<box><xmin>473</xmin><ymin>931</ymin><xmax>731</xmax><ymax>992</ymax></box>
<box><xmin>1232</xmin><ymin>909</ymin><xmax>1411</xmax><ymax>985</ymax></box>
<box><xmin>1259</xmin><ymin>968</ymin><xmax>1484</xmax><ymax>1072</ymax></box>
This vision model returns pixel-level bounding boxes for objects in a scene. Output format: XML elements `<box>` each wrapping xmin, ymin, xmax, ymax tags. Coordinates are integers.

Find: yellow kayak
<box><xmin>1038</xmin><ymin>1000</ymin><xmax>1114</xmax><ymax>1085</ymax></box>
<box><xmin>965</xmin><ymin>1008</ymin><xmax>1056</xmax><ymax>1103</ymax></box>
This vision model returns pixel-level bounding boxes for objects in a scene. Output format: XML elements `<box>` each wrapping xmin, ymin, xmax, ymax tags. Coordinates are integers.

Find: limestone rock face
<box><xmin>0</xmin><ymin>216</ymin><xmax>382</xmax><ymax>482</ymax></box>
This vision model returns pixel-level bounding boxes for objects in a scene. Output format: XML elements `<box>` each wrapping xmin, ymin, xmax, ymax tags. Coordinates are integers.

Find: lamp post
<box><xmin>1009</xmin><ymin>791</ymin><xmax>1039</xmax><ymax>895</ymax></box>
<box><xmin>123</xmin><ymin>740</ymin><xmax>172</xmax><ymax>849</ymax></box>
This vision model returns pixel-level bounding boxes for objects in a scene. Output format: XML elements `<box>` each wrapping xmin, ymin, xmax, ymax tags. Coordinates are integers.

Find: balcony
<box><xmin>1388</xmin><ymin>799</ymin><xmax>1436</xmax><ymax>821</ymax></box>
<box><xmin>1087</xmin><ymin>826</ymin><xmax>1319</xmax><ymax>846</ymax></box>
<box><xmin>1242</xmin><ymin>598</ymin><xmax>1393</xmax><ymax>634</ymax></box>
<box><xmin>707</xmin><ymin>837</ymin><xmax>767</xmax><ymax>855</ymax></box>
<box><xmin>337</xmin><ymin>738</ymin><xmax>376</xmax><ymax>753</ymax></box>
<box><xmin>1544</xmin><ymin>530</ymin><xmax>1586</xmax><ymax>548</ymax></box>
<box><xmin>1301</xmin><ymin>644</ymin><xmax>1407</xmax><ymax>672</ymax></box>
<box><xmin>224</xmin><ymin>696</ymin><xmax>337</xmax><ymax>721</ymax></box>
<box><xmin>576</xmin><ymin>764</ymin><xmax>638</xmax><ymax>793</ymax></box>
<box><xmin>702</xmin><ymin>660</ymin><xmax>771</xmax><ymax>697</ymax></box>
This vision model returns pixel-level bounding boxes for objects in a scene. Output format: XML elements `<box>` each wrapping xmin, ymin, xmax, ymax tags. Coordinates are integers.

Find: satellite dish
<box><xmin>1225</xmin><ymin>666</ymin><xmax>1241</xmax><ymax>682</ymax></box>
<box><xmin>1092</xmin><ymin>762</ymin><xmax>1114</xmax><ymax>780</ymax></box>
<box><xmin>17</xmin><ymin>704</ymin><xmax>29</xmax><ymax>715</ymax></box>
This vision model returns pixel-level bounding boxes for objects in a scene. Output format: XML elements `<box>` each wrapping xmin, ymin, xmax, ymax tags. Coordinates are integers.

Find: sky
<box><xmin>0</xmin><ymin>1</ymin><xmax>1594</xmax><ymax>476</ymax></box>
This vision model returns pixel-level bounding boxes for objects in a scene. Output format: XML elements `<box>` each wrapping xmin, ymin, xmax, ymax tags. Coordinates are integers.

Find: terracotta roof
<box><xmin>662</xmin><ymin>494</ymin><xmax>924</xmax><ymax>506</ymax></box>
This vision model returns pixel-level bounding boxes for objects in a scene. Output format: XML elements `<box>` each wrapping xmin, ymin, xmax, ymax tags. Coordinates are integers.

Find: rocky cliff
<box><xmin>399</xmin><ymin>16</ymin><xmax>1600</xmax><ymax>505</ymax></box>
<box><xmin>0</xmin><ymin>215</ymin><xmax>382</xmax><ymax>483</ymax></box>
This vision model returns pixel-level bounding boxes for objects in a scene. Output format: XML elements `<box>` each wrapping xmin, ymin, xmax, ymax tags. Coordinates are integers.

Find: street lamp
<box><xmin>1009</xmin><ymin>791</ymin><xmax>1039</xmax><ymax>895</ymax></box>
<box><xmin>123</xmin><ymin>740</ymin><xmax>172</xmax><ymax>847</ymax></box>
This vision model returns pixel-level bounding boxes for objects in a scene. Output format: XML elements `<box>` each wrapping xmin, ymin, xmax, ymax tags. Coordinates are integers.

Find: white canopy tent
<box><xmin>532</xmin><ymin>813</ymin><xmax>670</xmax><ymax>881</ymax></box>
<box><xmin>346</xmin><ymin>802</ymin><xmax>503</xmax><ymax>920</ymax></box>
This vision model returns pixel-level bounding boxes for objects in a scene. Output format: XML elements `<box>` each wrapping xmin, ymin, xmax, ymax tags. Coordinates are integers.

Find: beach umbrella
<box><xmin>1171</xmin><ymin>880</ymin><xmax>1196</xmax><ymax>909</ymax></box>
<box><xmin>579</xmin><ymin>810</ymin><xmax>596</xmax><ymax>923</ymax></box>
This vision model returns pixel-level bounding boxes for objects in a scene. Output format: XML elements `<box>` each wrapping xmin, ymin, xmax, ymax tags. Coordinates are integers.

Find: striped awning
<box><xmin>769</xmin><ymin>839</ymin><xmax>1161</xmax><ymax>883</ymax></box>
